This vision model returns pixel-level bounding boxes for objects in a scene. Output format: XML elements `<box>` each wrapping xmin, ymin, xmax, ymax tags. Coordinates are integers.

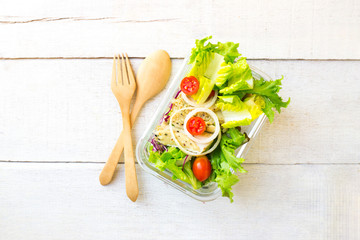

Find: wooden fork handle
<box><xmin>122</xmin><ymin>106</ymin><xmax>138</xmax><ymax>202</ymax></box>
<box><xmin>99</xmin><ymin>99</ymin><xmax>144</xmax><ymax>186</ymax></box>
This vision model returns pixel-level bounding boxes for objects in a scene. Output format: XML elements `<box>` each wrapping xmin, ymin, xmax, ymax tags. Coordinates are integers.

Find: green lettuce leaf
<box><xmin>219</xmin><ymin>58</ymin><xmax>254</xmax><ymax>94</ymax></box>
<box><xmin>148</xmin><ymin>146</ymin><xmax>202</xmax><ymax>189</ymax></box>
<box><xmin>216</xmin><ymin>95</ymin><xmax>252</xmax><ymax>128</ymax></box>
<box><xmin>193</xmin><ymin>53</ymin><xmax>226</xmax><ymax>104</ymax></box>
<box><xmin>188</xmin><ymin>36</ymin><xmax>241</xmax><ymax>80</ymax></box>
<box><xmin>192</xmin><ymin>75</ymin><xmax>214</xmax><ymax>104</ymax></box>
<box><xmin>218</xmin><ymin>128</ymin><xmax>247</xmax><ymax>173</ymax></box>
<box><xmin>204</xmin><ymin>53</ymin><xmax>225</xmax><ymax>80</ymax></box>
<box><xmin>210</xmin><ymin>128</ymin><xmax>247</xmax><ymax>202</ymax></box>
<box><xmin>241</xmin><ymin>77</ymin><xmax>290</xmax><ymax>123</ymax></box>
<box><xmin>262</xmin><ymin>97</ymin><xmax>275</xmax><ymax>123</ymax></box>
<box><xmin>214</xmin><ymin>41</ymin><xmax>241</xmax><ymax>63</ymax></box>
<box><xmin>182</xmin><ymin>161</ymin><xmax>202</xmax><ymax>190</ymax></box>
<box><xmin>216</xmin><ymin>95</ymin><xmax>247</xmax><ymax>111</ymax></box>
<box><xmin>220</xmin><ymin>111</ymin><xmax>253</xmax><ymax>128</ymax></box>
<box><xmin>203</xmin><ymin>53</ymin><xmax>226</xmax><ymax>91</ymax></box>
<box><xmin>243</xmin><ymin>95</ymin><xmax>265</xmax><ymax>120</ymax></box>
<box><xmin>189</xmin><ymin>36</ymin><xmax>217</xmax><ymax>77</ymax></box>
<box><xmin>223</xmin><ymin>127</ymin><xmax>247</xmax><ymax>148</ymax></box>
<box><xmin>215</xmin><ymin>62</ymin><xmax>232</xmax><ymax>87</ymax></box>
<box><xmin>216</xmin><ymin>94</ymin><xmax>266</xmax><ymax>128</ymax></box>
<box><xmin>215</xmin><ymin>173</ymin><xmax>239</xmax><ymax>201</ymax></box>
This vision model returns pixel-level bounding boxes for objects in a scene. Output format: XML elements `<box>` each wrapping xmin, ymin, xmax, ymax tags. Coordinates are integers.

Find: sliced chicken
<box><xmin>154</xmin><ymin>124</ymin><xmax>213</xmax><ymax>153</ymax></box>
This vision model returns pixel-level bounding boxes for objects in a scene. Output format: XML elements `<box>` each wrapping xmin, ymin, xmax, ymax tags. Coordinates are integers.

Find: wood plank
<box><xmin>0</xmin><ymin>162</ymin><xmax>359</xmax><ymax>240</ymax></box>
<box><xmin>0</xmin><ymin>59</ymin><xmax>359</xmax><ymax>163</ymax></box>
<box><xmin>0</xmin><ymin>0</ymin><xmax>359</xmax><ymax>59</ymax></box>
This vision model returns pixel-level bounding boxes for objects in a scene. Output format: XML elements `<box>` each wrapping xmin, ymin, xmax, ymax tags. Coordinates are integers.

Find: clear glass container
<box><xmin>136</xmin><ymin>57</ymin><xmax>270</xmax><ymax>202</ymax></box>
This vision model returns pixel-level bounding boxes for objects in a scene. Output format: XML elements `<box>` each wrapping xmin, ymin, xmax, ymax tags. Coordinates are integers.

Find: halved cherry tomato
<box><xmin>186</xmin><ymin>116</ymin><xmax>206</xmax><ymax>135</ymax></box>
<box><xmin>180</xmin><ymin>76</ymin><xmax>199</xmax><ymax>95</ymax></box>
<box><xmin>192</xmin><ymin>156</ymin><xmax>212</xmax><ymax>182</ymax></box>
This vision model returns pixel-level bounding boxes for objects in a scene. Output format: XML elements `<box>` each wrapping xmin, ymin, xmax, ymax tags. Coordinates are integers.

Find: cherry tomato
<box><xmin>192</xmin><ymin>156</ymin><xmax>212</xmax><ymax>182</ymax></box>
<box><xmin>186</xmin><ymin>117</ymin><xmax>206</xmax><ymax>135</ymax></box>
<box><xmin>180</xmin><ymin>76</ymin><xmax>199</xmax><ymax>95</ymax></box>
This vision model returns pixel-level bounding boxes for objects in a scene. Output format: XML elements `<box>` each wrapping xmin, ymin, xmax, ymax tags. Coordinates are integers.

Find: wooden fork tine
<box><xmin>120</xmin><ymin>53</ymin><xmax>128</xmax><ymax>85</ymax></box>
<box><xmin>111</xmin><ymin>55</ymin><xmax>117</xmax><ymax>88</ymax></box>
<box><xmin>124</xmin><ymin>53</ymin><xmax>136</xmax><ymax>86</ymax></box>
<box><xmin>116</xmin><ymin>54</ymin><xmax>123</xmax><ymax>86</ymax></box>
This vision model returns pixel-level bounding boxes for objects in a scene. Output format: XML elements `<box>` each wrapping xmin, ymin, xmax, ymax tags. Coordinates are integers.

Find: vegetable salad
<box><xmin>148</xmin><ymin>36</ymin><xmax>290</xmax><ymax>202</ymax></box>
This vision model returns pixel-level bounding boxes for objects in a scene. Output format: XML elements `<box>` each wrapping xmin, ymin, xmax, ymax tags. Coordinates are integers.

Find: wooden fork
<box><xmin>111</xmin><ymin>53</ymin><xmax>138</xmax><ymax>202</ymax></box>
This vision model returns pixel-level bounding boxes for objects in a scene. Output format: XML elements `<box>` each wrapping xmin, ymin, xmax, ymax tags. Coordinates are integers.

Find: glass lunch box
<box><xmin>136</xmin><ymin>57</ymin><xmax>270</xmax><ymax>202</ymax></box>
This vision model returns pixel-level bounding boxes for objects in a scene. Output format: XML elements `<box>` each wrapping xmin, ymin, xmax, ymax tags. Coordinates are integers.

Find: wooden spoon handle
<box><xmin>122</xmin><ymin>108</ymin><xmax>138</xmax><ymax>202</ymax></box>
<box><xmin>99</xmin><ymin>132</ymin><xmax>125</xmax><ymax>185</ymax></box>
<box><xmin>99</xmin><ymin>99</ymin><xmax>144</xmax><ymax>185</ymax></box>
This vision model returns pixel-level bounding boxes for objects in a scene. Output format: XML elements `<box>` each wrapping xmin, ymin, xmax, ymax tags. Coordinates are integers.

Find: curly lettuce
<box><xmin>189</xmin><ymin>36</ymin><xmax>217</xmax><ymax>77</ymax></box>
<box><xmin>218</xmin><ymin>58</ymin><xmax>254</xmax><ymax>94</ymax></box>
<box><xmin>148</xmin><ymin>146</ymin><xmax>202</xmax><ymax>189</ymax></box>
<box><xmin>241</xmin><ymin>77</ymin><xmax>290</xmax><ymax>123</ymax></box>
<box><xmin>215</xmin><ymin>41</ymin><xmax>241</xmax><ymax>63</ymax></box>
<box><xmin>216</xmin><ymin>95</ymin><xmax>266</xmax><ymax>128</ymax></box>
<box><xmin>243</xmin><ymin>95</ymin><xmax>265</xmax><ymax>120</ymax></box>
<box><xmin>215</xmin><ymin>62</ymin><xmax>232</xmax><ymax>87</ymax></box>
<box><xmin>192</xmin><ymin>75</ymin><xmax>212</xmax><ymax>104</ymax></box>
<box><xmin>189</xmin><ymin>36</ymin><xmax>241</xmax><ymax>79</ymax></box>
<box><xmin>210</xmin><ymin>128</ymin><xmax>247</xmax><ymax>202</ymax></box>
<box><xmin>216</xmin><ymin>95</ymin><xmax>252</xmax><ymax>128</ymax></box>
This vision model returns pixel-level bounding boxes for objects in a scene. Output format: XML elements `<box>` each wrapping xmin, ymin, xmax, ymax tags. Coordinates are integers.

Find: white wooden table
<box><xmin>1</xmin><ymin>1</ymin><xmax>359</xmax><ymax>239</ymax></box>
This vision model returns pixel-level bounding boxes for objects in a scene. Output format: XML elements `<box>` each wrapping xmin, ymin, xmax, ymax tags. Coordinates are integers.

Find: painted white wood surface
<box><xmin>1</xmin><ymin>0</ymin><xmax>360</xmax><ymax>239</ymax></box>
<box><xmin>0</xmin><ymin>59</ymin><xmax>359</xmax><ymax>163</ymax></box>
<box><xmin>0</xmin><ymin>0</ymin><xmax>359</xmax><ymax>59</ymax></box>
<box><xmin>1</xmin><ymin>162</ymin><xmax>359</xmax><ymax>240</ymax></box>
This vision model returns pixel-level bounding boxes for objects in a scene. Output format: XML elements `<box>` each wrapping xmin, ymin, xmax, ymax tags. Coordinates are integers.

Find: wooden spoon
<box><xmin>99</xmin><ymin>50</ymin><xmax>172</xmax><ymax>185</ymax></box>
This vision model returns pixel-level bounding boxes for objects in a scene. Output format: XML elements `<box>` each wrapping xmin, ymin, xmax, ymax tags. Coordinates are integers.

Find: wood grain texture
<box><xmin>1</xmin><ymin>0</ymin><xmax>359</xmax><ymax>239</ymax></box>
<box><xmin>0</xmin><ymin>59</ymin><xmax>359</xmax><ymax>163</ymax></box>
<box><xmin>0</xmin><ymin>0</ymin><xmax>359</xmax><ymax>59</ymax></box>
<box><xmin>0</xmin><ymin>162</ymin><xmax>359</xmax><ymax>240</ymax></box>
